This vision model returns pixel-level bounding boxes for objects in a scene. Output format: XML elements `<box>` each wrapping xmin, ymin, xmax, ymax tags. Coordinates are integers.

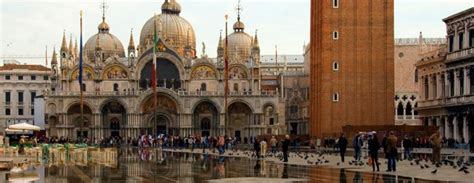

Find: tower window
<box><xmin>333</xmin><ymin>31</ymin><xmax>339</xmax><ymax>40</ymax></box>
<box><xmin>333</xmin><ymin>61</ymin><xmax>339</xmax><ymax>71</ymax></box>
<box><xmin>18</xmin><ymin>75</ymin><xmax>23</xmax><ymax>80</ymax></box>
<box><xmin>333</xmin><ymin>93</ymin><xmax>339</xmax><ymax>102</ymax></box>
<box><xmin>333</xmin><ymin>0</ymin><xmax>339</xmax><ymax>8</ymax></box>
<box><xmin>31</xmin><ymin>75</ymin><xmax>36</xmax><ymax>80</ymax></box>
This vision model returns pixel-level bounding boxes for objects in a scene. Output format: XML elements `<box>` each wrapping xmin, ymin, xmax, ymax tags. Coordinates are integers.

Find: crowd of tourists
<box><xmin>335</xmin><ymin>130</ymin><xmax>473</xmax><ymax>172</ymax></box>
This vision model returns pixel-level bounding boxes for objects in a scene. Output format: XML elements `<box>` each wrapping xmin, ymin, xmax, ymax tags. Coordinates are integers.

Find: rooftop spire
<box><xmin>128</xmin><ymin>28</ymin><xmax>135</xmax><ymax>50</ymax></box>
<box><xmin>101</xmin><ymin>0</ymin><xmax>107</xmax><ymax>22</ymax></box>
<box><xmin>218</xmin><ymin>30</ymin><xmax>223</xmax><ymax>48</ymax></box>
<box><xmin>253</xmin><ymin>29</ymin><xmax>259</xmax><ymax>48</ymax></box>
<box><xmin>233</xmin><ymin>0</ymin><xmax>245</xmax><ymax>32</ymax></box>
<box><xmin>98</xmin><ymin>0</ymin><xmax>110</xmax><ymax>33</ymax></box>
<box><xmin>236</xmin><ymin>0</ymin><xmax>242</xmax><ymax>22</ymax></box>
<box><xmin>60</xmin><ymin>30</ymin><xmax>68</xmax><ymax>52</ymax></box>
<box><xmin>51</xmin><ymin>46</ymin><xmax>58</xmax><ymax>65</ymax></box>
<box><xmin>74</xmin><ymin>38</ymin><xmax>78</xmax><ymax>57</ymax></box>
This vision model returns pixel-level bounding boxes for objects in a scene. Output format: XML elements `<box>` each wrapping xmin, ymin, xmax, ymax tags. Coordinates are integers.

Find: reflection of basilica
<box><xmin>44</xmin><ymin>0</ymin><xmax>300</xmax><ymax>139</ymax></box>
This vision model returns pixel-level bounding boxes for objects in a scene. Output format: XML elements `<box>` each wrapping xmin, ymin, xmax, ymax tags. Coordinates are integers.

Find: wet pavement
<box><xmin>0</xmin><ymin>148</ymin><xmax>462</xmax><ymax>182</ymax></box>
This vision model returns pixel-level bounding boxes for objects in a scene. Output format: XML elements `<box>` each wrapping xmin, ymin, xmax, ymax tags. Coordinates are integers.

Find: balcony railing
<box><xmin>418</xmin><ymin>95</ymin><xmax>474</xmax><ymax>108</ymax></box>
<box><xmin>45</xmin><ymin>88</ymin><xmax>278</xmax><ymax>97</ymax></box>
<box><xmin>446</xmin><ymin>47</ymin><xmax>474</xmax><ymax>62</ymax></box>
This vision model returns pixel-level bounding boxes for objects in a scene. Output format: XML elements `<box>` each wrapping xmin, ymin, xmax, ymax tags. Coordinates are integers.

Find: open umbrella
<box><xmin>5</xmin><ymin>128</ymin><xmax>24</xmax><ymax>133</ymax></box>
<box><xmin>8</xmin><ymin>123</ymin><xmax>40</xmax><ymax>131</ymax></box>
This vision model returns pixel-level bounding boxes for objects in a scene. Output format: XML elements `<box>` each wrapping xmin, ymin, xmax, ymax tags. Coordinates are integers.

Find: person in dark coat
<box><xmin>254</xmin><ymin>139</ymin><xmax>261</xmax><ymax>159</ymax></box>
<box><xmin>282</xmin><ymin>135</ymin><xmax>290</xmax><ymax>162</ymax></box>
<box><xmin>368</xmin><ymin>133</ymin><xmax>380</xmax><ymax>171</ymax></box>
<box><xmin>338</xmin><ymin>133</ymin><xmax>348</xmax><ymax>162</ymax></box>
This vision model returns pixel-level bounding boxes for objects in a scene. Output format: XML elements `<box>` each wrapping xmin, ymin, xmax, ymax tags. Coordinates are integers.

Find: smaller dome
<box><xmin>233</xmin><ymin>21</ymin><xmax>245</xmax><ymax>32</ymax></box>
<box><xmin>162</xmin><ymin>0</ymin><xmax>181</xmax><ymax>15</ymax></box>
<box><xmin>98</xmin><ymin>20</ymin><xmax>110</xmax><ymax>32</ymax></box>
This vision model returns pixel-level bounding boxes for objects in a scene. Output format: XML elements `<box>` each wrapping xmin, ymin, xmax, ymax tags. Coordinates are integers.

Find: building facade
<box><xmin>309</xmin><ymin>0</ymin><xmax>395</xmax><ymax>137</ymax></box>
<box><xmin>44</xmin><ymin>0</ymin><xmax>308</xmax><ymax>139</ymax></box>
<box><xmin>394</xmin><ymin>36</ymin><xmax>445</xmax><ymax>125</ymax></box>
<box><xmin>417</xmin><ymin>7</ymin><xmax>474</xmax><ymax>143</ymax></box>
<box><xmin>0</xmin><ymin>63</ymin><xmax>50</xmax><ymax>134</ymax></box>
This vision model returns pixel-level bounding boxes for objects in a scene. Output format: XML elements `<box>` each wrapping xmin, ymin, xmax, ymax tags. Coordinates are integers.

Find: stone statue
<box><xmin>202</xmin><ymin>42</ymin><xmax>206</xmax><ymax>56</ymax></box>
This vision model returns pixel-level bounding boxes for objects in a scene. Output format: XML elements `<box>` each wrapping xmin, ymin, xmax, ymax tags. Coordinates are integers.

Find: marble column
<box><xmin>436</xmin><ymin>117</ymin><xmax>442</xmax><ymax>134</ymax></box>
<box><xmin>463</xmin><ymin>24</ymin><xmax>469</xmax><ymax>49</ymax></box>
<box><xmin>437</xmin><ymin>73</ymin><xmax>443</xmax><ymax>98</ymax></box>
<box><xmin>453</xmin><ymin>28</ymin><xmax>459</xmax><ymax>51</ymax></box>
<box><xmin>463</xmin><ymin>116</ymin><xmax>469</xmax><ymax>143</ymax></box>
<box><xmin>453</xmin><ymin>116</ymin><xmax>460</xmax><ymax>141</ymax></box>
<box><xmin>454</xmin><ymin>70</ymin><xmax>461</xmax><ymax>96</ymax></box>
<box><xmin>465</xmin><ymin>67</ymin><xmax>471</xmax><ymax>95</ymax></box>
<box><xmin>445</xmin><ymin>72</ymin><xmax>451</xmax><ymax>97</ymax></box>
<box><xmin>439</xmin><ymin>117</ymin><xmax>445</xmax><ymax>138</ymax></box>
<box><xmin>445</xmin><ymin>117</ymin><xmax>451</xmax><ymax>138</ymax></box>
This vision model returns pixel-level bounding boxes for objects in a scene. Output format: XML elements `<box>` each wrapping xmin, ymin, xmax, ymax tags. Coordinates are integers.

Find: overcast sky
<box><xmin>0</xmin><ymin>0</ymin><xmax>473</xmax><ymax>66</ymax></box>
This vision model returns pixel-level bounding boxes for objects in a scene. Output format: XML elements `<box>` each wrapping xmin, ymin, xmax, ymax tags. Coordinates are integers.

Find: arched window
<box><xmin>233</xmin><ymin>83</ymin><xmax>239</xmax><ymax>92</ymax></box>
<box><xmin>113</xmin><ymin>83</ymin><xmax>119</xmax><ymax>92</ymax></box>
<box><xmin>333</xmin><ymin>31</ymin><xmax>339</xmax><ymax>40</ymax></box>
<box><xmin>200</xmin><ymin>83</ymin><xmax>207</xmax><ymax>91</ymax></box>
<box><xmin>414</xmin><ymin>103</ymin><xmax>419</xmax><ymax>115</ymax></box>
<box><xmin>333</xmin><ymin>61</ymin><xmax>339</xmax><ymax>71</ymax></box>
<box><xmin>406</xmin><ymin>102</ymin><xmax>413</xmax><ymax>116</ymax></box>
<box><xmin>333</xmin><ymin>93</ymin><xmax>339</xmax><ymax>102</ymax></box>
<box><xmin>397</xmin><ymin>102</ymin><xmax>404</xmax><ymax>117</ymax></box>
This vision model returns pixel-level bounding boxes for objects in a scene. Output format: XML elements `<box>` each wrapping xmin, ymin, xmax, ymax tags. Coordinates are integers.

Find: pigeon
<box><xmin>463</xmin><ymin>169</ymin><xmax>470</xmax><ymax>174</ymax></box>
<box><xmin>424</xmin><ymin>164</ymin><xmax>430</xmax><ymax>169</ymax></box>
<box><xmin>307</xmin><ymin>160</ymin><xmax>313</xmax><ymax>165</ymax></box>
<box><xmin>431</xmin><ymin>169</ymin><xmax>437</xmax><ymax>174</ymax></box>
<box><xmin>324</xmin><ymin>160</ymin><xmax>329</xmax><ymax>164</ymax></box>
<box><xmin>458</xmin><ymin>166</ymin><xmax>468</xmax><ymax>172</ymax></box>
<box><xmin>349</xmin><ymin>162</ymin><xmax>353</xmax><ymax>165</ymax></box>
<box><xmin>337</xmin><ymin>162</ymin><xmax>340</xmax><ymax>166</ymax></box>
<box><xmin>420</xmin><ymin>165</ymin><xmax>425</xmax><ymax>169</ymax></box>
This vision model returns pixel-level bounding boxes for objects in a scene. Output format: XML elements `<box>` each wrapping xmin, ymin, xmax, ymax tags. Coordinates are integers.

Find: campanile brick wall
<box><xmin>309</xmin><ymin>0</ymin><xmax>395</xmax><ymax>137</ymax></box>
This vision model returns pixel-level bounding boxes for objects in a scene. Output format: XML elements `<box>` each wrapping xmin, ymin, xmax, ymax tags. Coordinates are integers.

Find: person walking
<box><xmin>353</xmin><ymin>133</ymin><xmax>363</xmax><ymax>162</ymax></box>
<box><xmin>254</xmin><ymin>139</ymin><xmax>261</xmax><ymax>159</ymax></box>
<box><xmin>402</xmin><ymin>135</ymin><xmax>412</xmax><ymax>160</ymax></box>
<box><xmin>270</xmin><ymin>136</ymin><xmax>277</xmax><ymax>154</ymax></box>
<box><xmin>430</xmin><ymin>131</ymin><xmax>442</xmax><ymax>164</ymax></box>
<box><xmin>217</xmin><ymin>135</ymin><xmax>225</xmax><ymax>155</ymax></box>
<box><xmin>260</xmin><ymin>139</ymin><xmax>267</xmax><ymax>158</ymax></box>
<box><xmin>338</xmin><ymin>133</ymin><xmax>348</xmax><ymax>163</ymax></box>
<box><xmin>386</xmin><ymin>131</ymin><xmax>398</xmax><ymax>172</ymax></box>
<box><xmin>368</xmin><ymin>132</ymin><xmax>380</xmax><ymax>172</ymax></box>
<box><xmin>282</xmin><ymin>135</ymin><xmax>290</xmax><ymax>162</ymax></box>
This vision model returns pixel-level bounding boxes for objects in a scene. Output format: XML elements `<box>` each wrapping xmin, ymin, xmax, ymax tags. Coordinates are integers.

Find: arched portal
<box><xmin>141</xmin><ymin>94</ymin><xmax>178</xmax><ymax>135</ymax></box>
<box><xmin>228</xmin><ymin>102</ymin><xmax>252</xmax><ymax>139</ymax></box>
<box><xmin>193</xmin><ymin>101</ymin><xmax>219</xmax><ymax>137</ymax></box>
<box><xmin>67</xmin><ymin>103</ymin><xmax>93</xmax><ymax>138</ymax></box>
<box><xmin>140</xmin><ymin>58</ymin><xmax>181</xmax><ymax>90</ymax></box>
<box><xmin>101</xmin><ymin>101</ymin><xmax>126</xmax><ymax>137</ymax></box>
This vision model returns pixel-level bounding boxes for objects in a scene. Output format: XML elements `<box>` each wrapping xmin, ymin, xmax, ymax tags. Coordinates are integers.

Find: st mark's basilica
<box><xmin>43</xmin><ymin>0</ymin><xmax>292</xmax><ymax>139</ymax></box>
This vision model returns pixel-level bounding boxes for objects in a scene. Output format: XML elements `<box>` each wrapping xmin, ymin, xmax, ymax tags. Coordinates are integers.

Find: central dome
<box><xmin>140</xmin><ymin>0</ymin><xmax>196</xmax><ymax>58</ymax></box>
<box><xmin>84</xmin><ymin>19</ymin><xmax>125</xmax><ymax>62</ymax></box>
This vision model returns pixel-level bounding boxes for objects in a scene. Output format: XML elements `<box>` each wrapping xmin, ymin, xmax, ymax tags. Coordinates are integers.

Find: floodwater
<box><xmin>0</xmin><ymin>148</ymin><xmax>447</xmax><ymax>183</ymax></box>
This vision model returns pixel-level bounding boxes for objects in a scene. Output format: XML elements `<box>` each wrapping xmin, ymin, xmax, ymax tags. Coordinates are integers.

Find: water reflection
<box><xmin>0</xmin><ymin>148</ymin><xmax>451</xmax><ymax>182</ymax></box>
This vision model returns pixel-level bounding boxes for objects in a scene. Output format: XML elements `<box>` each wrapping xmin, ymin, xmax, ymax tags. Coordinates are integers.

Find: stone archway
<box><xmin>141</xmin><ymin>94</ymin><xmax>178</xmax><ymax>135</ymax></box>
<box><xmin>140</xmin><ymin>58</ymin><xmax>181</xmax><ymax>90</ymax></box>
<box><xmin>100</xmin><ymin>101</ymin><xmax>126</xmax><ymax>137</ymax></box>
<box><xmin>193</xmin><ymin>101</ymin><xmax>219</xmax><ymax>137</ymax></box>
<box><xmin>228</xmin><ymin>102</ymin><xmax>253</xmax><ymax>139</ymax></box>
<box><xmin>67</xmin><ymin>103</ymin><xmax>93</xmax><ymax>138</ymax></box>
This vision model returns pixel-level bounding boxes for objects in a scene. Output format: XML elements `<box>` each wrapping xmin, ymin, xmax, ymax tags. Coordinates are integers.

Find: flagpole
<box><xmin>224</xmin><ymin>15</ymin><xmax>229</xmax><ymax>136</ymax></box>
<box><xmin>79</xmin><ymin>10</ymin><xmax>84</xmax><ymax>138</ymax></box>
<box><xmin>153</xmin><ymin>14</ymin><xmax>158</xmax><ymax>136</ymax></box>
